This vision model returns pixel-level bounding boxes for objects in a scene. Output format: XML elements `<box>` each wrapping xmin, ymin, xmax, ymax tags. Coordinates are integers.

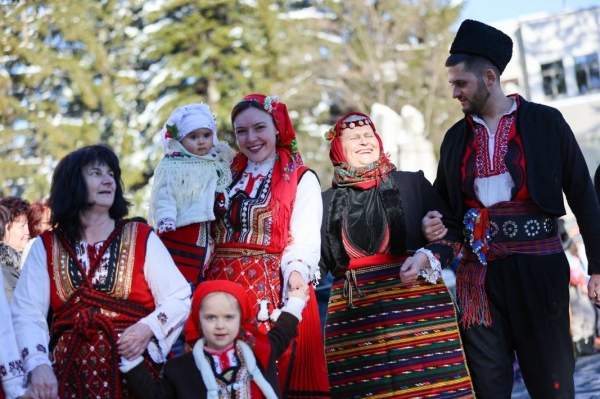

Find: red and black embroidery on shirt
<box><xmin>214</xmin><ymin>169</ymin><xmax>273</xmax><ymax>247</ymax></box>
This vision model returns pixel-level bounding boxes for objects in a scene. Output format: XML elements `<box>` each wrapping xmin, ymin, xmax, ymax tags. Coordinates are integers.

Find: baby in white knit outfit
<box><xmin>149</xmin><ymin>103</ymin><xmax>234</xmax><ymax>284</ymax></box>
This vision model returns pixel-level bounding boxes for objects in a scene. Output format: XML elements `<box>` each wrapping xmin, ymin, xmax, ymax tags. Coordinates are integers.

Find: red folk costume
<box><xmin>11</xmin><ymin>221</ymin><xmax>191</xmax><ymax>399</ymax></box>
<box><xmin>44</xmin><ymin>222</ymin><xmax>156</xmax><ymax>398</ymax></box>
<box><xmin>456</xmin><ymin>94</ymin><xmax>563</xmax><ymax>328</ymax></box>
<box><xmin>123</xmin><ymin>280</ymin><xmax>306</xmax><ymax>399</ymax></box>
<box><xmin>207</xmin><ymin>94</ymin><xmax>330</xmax><ymax>398</ymax></box>
<box><xmin>459</xmin><ymin>94</ymin><xmax>529</xmax><ymax>209</ymax></box>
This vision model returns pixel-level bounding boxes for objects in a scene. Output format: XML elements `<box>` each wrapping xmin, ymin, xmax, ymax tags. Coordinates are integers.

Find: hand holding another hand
<box><xmin>288</xmin><ymin>271</ymin><xmax>308</xmax><ymax>300</ymax></box>
<box><xmin>117</xmin><ymin>322</ymin><xmax>153</xmax><ymax>360</ymax></box>
<box><xmin>399</xmin><ymin>253</ymin><xmax>430</xmax><ymax>283</ymax></box>
<box><xmin>28</xmin><ymin>364</ymin><xmax>58</xmax><ymax>399</ymax></box>
<box><xmin>587</xmin><ymin>274</ymin><xmax>600</xmax><ymax>306</ymax></box>
<box><xmin>288</xmin><ymin>271</ymin><xmax>305</xmax><ymax>290</ymax></box>
<box><xmin>422</xmin><ymin>210</ymin><xmax>447</xmax><ymax>242</ymax></box>
<box><xmin>157</xmin><ymin>218</ymin><xmax>176</xmax><ymax>234</ymax></box>
<box><xmin>288</xmin><ymin>285</ymin><xmax>309</xmax><ymax>302</ymax></box>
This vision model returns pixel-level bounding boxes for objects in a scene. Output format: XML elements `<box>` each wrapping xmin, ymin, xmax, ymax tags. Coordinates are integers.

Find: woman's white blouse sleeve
<box><xmin>0</xmin><ymin>267</ymin><xmax>27</xmax><ymax>398</ymax></box>
<box><xmin>280</xmin><ymin>171</ymin><xmax>323</xmax><ymax>298</ymax></box>
<box><xmin>11</xmin><ymin>238</ymin><xmax>52</xmax><ymax>373</ymax></box>
<box><xmin>139</xmin><ymin>232</ymin><xmax>191</xmax><ymax>363</ymax></box>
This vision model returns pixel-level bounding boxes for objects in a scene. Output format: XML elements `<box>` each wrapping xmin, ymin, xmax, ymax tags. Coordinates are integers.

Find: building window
<box><xmin>541</xmin><ymin>60</ymin><xmax>566</xmax><ymax>98</ymax></box>
<box><xmin>575</xmin><ymin>53</ymin><xmax>600</xmax><ymax>94</ymax></box>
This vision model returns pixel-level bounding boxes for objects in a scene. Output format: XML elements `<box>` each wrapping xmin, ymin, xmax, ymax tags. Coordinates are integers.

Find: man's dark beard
<box><xmin>463</xmin><ymin>77</ymin><xmax>490</xmax><ymax>115</ymax></box>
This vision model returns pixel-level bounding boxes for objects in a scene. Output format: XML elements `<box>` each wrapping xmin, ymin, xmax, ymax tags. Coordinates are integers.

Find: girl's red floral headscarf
<box><xmin>325</xmin><ymin>111</ymin><xmax>396</xmax><ymax>190</ymax></box>
<box><xmin>184</xmin><ymin>280</ymin><xmax>256</xmax><ymax>344</ymax></box>
<box><xmin>230</xmin><ymin>94</ymin><xmax>306</xmax><ymax>253</ymax></box>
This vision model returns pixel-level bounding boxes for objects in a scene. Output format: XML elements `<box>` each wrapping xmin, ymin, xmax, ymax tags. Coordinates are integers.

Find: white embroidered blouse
<box><xmin>471</xmin><ymin>98</ymin><xmax>517</xmax><ymax>207</ymax></box>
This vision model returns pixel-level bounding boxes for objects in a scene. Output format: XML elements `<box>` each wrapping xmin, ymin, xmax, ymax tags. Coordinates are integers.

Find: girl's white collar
<box><xmin>192</xmin><ymin>338</ymin><xmax>277</xmax><ymax>399</ymax></box>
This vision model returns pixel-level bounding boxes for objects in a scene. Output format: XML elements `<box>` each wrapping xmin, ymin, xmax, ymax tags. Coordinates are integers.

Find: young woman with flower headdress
<box><xmin>204</xmin><ymin>94</ymin><xmax>330</xmax><ymax>398</ymax></box>
<box><xmin>320</xmin><ymin>112</ymin><xmax>474</xmax><ymax>398</ymax></box>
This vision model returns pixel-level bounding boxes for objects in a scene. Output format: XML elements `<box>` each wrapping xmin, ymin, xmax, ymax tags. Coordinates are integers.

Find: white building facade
<box><xmin>496</xmin><ymin>6</ymin><xmax>600</xmax><ymax>173</ymax></box>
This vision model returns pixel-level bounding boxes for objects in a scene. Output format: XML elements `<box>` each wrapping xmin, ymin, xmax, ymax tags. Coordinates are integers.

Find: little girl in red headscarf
<box><xmin>121</xmin><ymin>280</ymin><xmax>307</xmax><ymax>399</ymax></box>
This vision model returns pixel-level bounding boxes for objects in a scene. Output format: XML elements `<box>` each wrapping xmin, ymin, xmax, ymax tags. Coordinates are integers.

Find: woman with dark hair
<box><xmin>205</xmin><ymin>94</ymin><xmax>329</xmax><ymax>398</ymax></box>
<box><xmin>320</xmin><ymin>112</ymin><xmax>473</xmax><ymax>398</ymax></box>
<box><xmin>0</xmin><ymin>197</ymin><xmax>30</xmax><ymax>299</ymax></box>
<box><xmin>11</xmin><ymin>144</ymin><xmax>191</xmax><ymax>399</ymax></box>
<box><xmin>48</xmin><ymin>145</ymin><xmax>130</xmax><ymax>241</ymax></box>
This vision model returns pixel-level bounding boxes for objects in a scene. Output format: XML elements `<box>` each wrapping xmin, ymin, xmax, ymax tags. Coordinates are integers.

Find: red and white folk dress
<box><xmin>207</xmin><ymin>157</ymin><xmax>330</xmax><ymax>398</ymax></box>
<box><xmin>11</xmin><ymin>221</ymin><xmax>191</xmax><ymax>399</ymax></box>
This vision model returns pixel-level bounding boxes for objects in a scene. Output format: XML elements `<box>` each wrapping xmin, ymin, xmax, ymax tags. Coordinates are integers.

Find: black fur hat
<box><xmin>450</xmin><ymin>19</ymin><xmax>513</xmax><ymax>73</ymax></box>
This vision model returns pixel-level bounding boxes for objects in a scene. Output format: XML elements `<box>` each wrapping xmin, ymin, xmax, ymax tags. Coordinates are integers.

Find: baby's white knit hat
<box><xmin>162</xmin><ymin>103</ymin><xmax>218</xmax><ymax>145</ymax></box>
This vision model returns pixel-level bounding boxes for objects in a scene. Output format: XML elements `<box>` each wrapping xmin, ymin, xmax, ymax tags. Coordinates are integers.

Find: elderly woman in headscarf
<box><xmin>320</xmin><ymin>112</ymin><xmax>474</xmax><ymax>398</ymax></box>
<box><xmin>0</xmin><ymin>197</ymin><xmax>30</xmax><ymax>299</ymax></box>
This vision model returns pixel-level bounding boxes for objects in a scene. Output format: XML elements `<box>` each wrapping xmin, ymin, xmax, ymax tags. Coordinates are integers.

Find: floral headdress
<box><xmin>242</xmin><ymin>94</ymin><xmax>300</xmax><ymax>156</ymax></box>
<box><xmin>232</xmin><ymin>93</ymin><xmax>303</xmax><ymax>180</ymax></box>
<box><xmin>324</xmin><ymin>117</ymin><xmax>371</xmax><ymax>142</ymax></box>
<box><xmin>228</xmin><ymin>93</ymin><xmax>306</xmax><ymax>253</ymax></box>
<box><xmin>326</xmin><ymin>111</ymin><xmax>396</xmax><ymax>190</ymax></box>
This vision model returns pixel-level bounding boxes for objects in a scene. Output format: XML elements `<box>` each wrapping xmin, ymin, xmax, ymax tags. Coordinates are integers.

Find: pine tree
<box><xmin>0</xmin><ymin>0</ymin><xmax>141</xmax><ymax>200</ymax></box>
<box><xmin>0</xmin><ymin>0</ymin><xmax>303</xmax><ymax>208</ymax></box>
<box><xmin>0</xmin><ymin>0</ymin><xmax>463</xmax><ymax>204</ymax></box>
<box><xmin>280</xmin><ymin>0</ymin><xmax>463</xmax><ymax>172</ymax></box>
<box><xmin>133</xmin><ymin>0</ymin><xmax>288</xmax><ymax>136</ymax></box>
<box><xmin>128</xmin><ymin>1</ymin><xmax>288</xmax><ymax>208</ymax></box>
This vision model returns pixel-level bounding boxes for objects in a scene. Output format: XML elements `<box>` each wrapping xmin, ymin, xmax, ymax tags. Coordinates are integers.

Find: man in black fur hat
<box><xmin>423</xmin><ymin>19</ymin><xmax>600</xmax><ymax>398</ymax></box>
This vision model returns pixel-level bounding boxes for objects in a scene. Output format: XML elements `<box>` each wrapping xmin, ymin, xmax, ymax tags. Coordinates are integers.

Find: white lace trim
<box><xmin>416</xmin><ymin>248</ymin><xmax>442</xmax><ymax>284</ymax></box>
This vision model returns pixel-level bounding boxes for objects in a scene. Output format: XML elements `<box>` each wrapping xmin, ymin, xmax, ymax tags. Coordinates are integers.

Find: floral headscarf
<box><xmin>326</xmin><ymin>111</ymin><xmax>395</xmax><ymax>190</ymax></box>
